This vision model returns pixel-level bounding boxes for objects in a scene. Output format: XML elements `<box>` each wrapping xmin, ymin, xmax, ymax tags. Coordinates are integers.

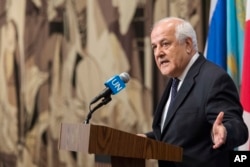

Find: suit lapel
<box><xmin>162</xmin><ymin>79</ymin><xmax>194</xmax><ymax>131</ymax></box>
<box><xmin>161</xmin><ymin>54</ymin><xmax>206</xmax><ymax>135</ymax></box>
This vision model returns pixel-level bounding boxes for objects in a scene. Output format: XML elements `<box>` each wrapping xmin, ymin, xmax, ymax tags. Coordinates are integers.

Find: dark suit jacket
<box><xmin>147</xmin><ymin>54</ymin><xmax>248</xmax><ymax>167</ymax></box>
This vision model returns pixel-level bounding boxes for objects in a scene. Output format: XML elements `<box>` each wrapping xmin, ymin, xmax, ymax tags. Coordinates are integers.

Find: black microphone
<box><xmin>90</xmin><ymin>72</ymin><xmax>130</xmax><ymax>104</ymax></box>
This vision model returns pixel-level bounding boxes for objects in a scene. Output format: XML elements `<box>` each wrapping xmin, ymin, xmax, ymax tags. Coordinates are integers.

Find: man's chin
<box><xmin>161</xmin><ymin>71</ymin><xmax>171</xmax><ymax>77</ymax></box>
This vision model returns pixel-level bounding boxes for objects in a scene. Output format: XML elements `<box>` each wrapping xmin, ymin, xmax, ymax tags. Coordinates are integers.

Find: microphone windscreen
<box><xmin>119</xmin><ymin>72</ymin><xmax>130</xmax><ymax>83</ymax></box>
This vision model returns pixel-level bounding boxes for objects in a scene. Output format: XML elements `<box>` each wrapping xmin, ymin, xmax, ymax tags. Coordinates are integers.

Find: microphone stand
<box><xmin>84</xmin><ymin>96</ymin><xmax>112</xmax><ymax>124</ymax></box>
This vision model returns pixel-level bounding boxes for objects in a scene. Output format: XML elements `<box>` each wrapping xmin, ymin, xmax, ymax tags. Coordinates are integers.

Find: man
<box><xmin>139</xmin><ymin>17</ymin><xmax>248</xmax><ymax>167</ymax></box>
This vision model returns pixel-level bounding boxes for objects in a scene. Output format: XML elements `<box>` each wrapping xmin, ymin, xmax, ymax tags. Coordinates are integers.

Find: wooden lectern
<box><xmin>58</xmin><ymin>123</ymin><xmax>183</xmax><ymax>167</ymax></box>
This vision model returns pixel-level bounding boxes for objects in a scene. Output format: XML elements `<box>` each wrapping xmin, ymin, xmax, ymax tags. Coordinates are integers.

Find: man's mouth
<box><xmin>160</xmin><ymin>60</ymin><xmax>169</xmax><ymax>65</ymax></box>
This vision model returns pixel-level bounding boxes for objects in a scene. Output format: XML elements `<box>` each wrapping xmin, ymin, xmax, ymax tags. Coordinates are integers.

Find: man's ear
<box><xmin>185</xmin><ymin>37</ymin><xmax>193</xmax><ymax>54</ymax></box>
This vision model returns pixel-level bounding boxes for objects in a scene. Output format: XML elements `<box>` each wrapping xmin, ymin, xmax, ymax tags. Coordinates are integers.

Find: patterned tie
<box><xmin>170</xmin><ymin>78</ymin><xmax>180</xmax><ymax>104</ymax></box>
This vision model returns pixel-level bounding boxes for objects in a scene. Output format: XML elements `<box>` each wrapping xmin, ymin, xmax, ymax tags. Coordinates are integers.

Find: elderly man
<box><xmin>139</xmin><ymin>17</ymin><xmax>248</xmax><ymax>167</ymax></box>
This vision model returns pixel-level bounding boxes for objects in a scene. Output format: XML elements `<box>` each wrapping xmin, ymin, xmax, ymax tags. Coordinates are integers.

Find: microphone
<box><xmin>90</xmin><ymin>72</ymin><xmax>130</xmax><ymax>104</ymax></box>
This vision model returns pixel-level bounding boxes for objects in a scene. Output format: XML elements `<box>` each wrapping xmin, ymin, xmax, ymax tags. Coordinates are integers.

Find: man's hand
<box><xmin>137</xmin><ymin>134</ymin><xmax>147</xmax><ymax>138</ymax></box>
<box><xmin>212</xmin><ymin>111</ymin><xmax>227</xmax><ymax>149</ymax></box>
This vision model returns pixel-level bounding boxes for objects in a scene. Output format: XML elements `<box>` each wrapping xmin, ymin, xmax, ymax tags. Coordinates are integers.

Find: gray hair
<box><xmin>153</xmin><ymin>17</ymin><xmax>198</xmax><ymax>51</ymax></box>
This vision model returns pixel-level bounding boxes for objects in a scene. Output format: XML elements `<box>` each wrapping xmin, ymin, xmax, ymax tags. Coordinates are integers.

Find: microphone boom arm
<box><xmin>84</xmin><ymin>96</ymin><xmax>112</xmax><ymax>124</ymax></box>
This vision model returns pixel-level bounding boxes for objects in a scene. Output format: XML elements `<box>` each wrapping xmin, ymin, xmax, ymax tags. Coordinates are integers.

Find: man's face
<box><xmin>151</xmin><ymin>20</ymin><xmax>192</xmax><ymax>78</ymax></box>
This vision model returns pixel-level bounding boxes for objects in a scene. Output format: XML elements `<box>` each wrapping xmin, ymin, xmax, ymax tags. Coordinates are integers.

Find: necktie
<box><xmin>161</xmin><ymin>78</ymin><xmax>180</xmax><ymax>131</ymax></box>
<box><xmin>170</xmin><ymin>78</ymin><xmax>180</xmax><ymax>104</ymax></box>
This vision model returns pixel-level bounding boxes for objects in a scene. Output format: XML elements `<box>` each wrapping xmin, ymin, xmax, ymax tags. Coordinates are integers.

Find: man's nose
<box><xmin>155</xmin><ymin>46</ymin><xmax>164</xmax><ymax>58</ymax></box>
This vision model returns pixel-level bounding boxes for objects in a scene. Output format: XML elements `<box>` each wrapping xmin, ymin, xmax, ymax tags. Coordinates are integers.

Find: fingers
<box><xmin>214</xmin><ymin>111</ymin><xmax>224</xmax><ymax>126</ymax></box>
<box><xmin>212</xmin><ymin>132</ymin><xmax>226</xmax><ymax>149</ymax></box>
<box><xmin>213</xmin><ymin>142</ymin><xmax>222</xmax><ymax>149</ymax></box>
<box><xmin>212</xmin><ymin>132</ymin><xmax>227</xmax><ymax>149</ymax></box>
<box><xmin>137</xmin><ymin>134</ymin><xmax>147</xmax><ymax>138</ymax></box>
<box><xmin>212</xmin><ymin>111</ymin><xmax>227</xmax><ymax>149</ymax></box>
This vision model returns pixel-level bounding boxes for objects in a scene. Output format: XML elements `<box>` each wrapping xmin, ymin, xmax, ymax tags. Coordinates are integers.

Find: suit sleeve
<box><xmin>145</xmin><ymin>131</ymin><xmax>156</xmax><ymax>139</ymax></box>
<box><xmin>205</xmin><ymin>72</ymin><xmax>249</xmax><ymax>150</ymax></box>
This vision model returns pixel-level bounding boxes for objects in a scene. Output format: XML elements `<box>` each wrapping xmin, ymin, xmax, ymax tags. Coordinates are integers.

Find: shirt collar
<box><xmin>177</xmin><ymin>52</ymin><xmax>199</xmax><ymax>82</ymax></box>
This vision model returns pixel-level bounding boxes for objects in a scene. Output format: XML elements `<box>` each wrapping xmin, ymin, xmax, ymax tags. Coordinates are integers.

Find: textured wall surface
<box><xmin>0</xmin><ymin>0</ymin><xmax>206</xmax><ymax>166</ymax></box>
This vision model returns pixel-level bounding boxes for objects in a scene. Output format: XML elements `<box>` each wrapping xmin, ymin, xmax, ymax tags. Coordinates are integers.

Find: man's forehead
<box><xmin>152</xmin><ymin>21</ymin><xmax>176</xmax><ymax>35</ymax></box>
<box><xmin>151</xmin><ymin>24</ymin><xmax>175</xmax><ymax>39</ymax></box>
